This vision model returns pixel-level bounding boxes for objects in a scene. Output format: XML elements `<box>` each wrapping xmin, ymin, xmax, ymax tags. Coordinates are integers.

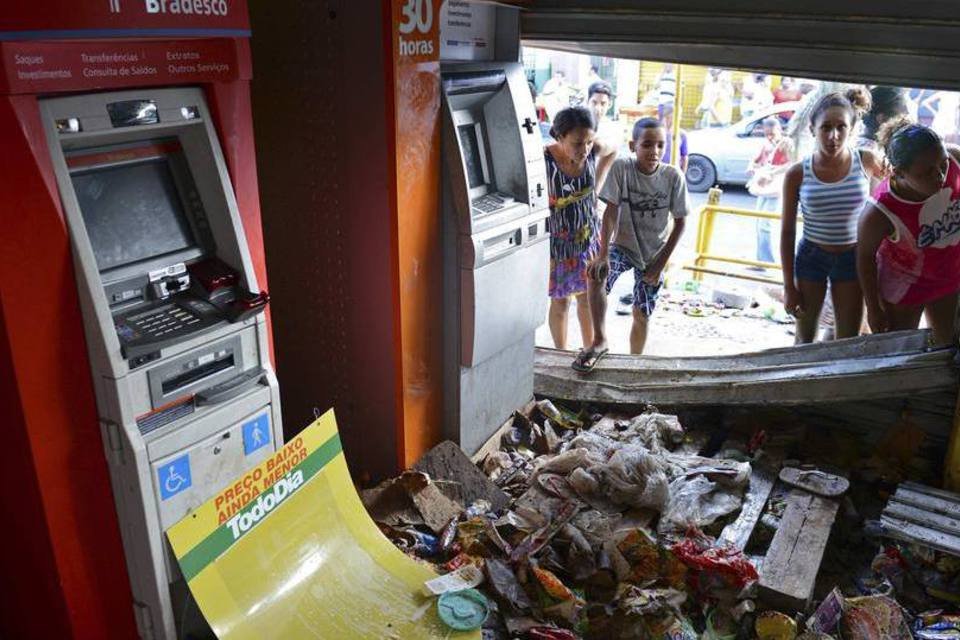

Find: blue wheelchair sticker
<box><xmin>158</xmin><ymin>454</ymin><xmax>192</xmax><ymax>501</ymax></box>
<box><xmin>242</xmin><ymin>413</ymin><xmax>270</xmax><ymax>456</ymax></box>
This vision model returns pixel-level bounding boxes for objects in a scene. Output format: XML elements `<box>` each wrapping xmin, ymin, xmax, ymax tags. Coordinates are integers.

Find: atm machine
<box><xmin>441</xmin><ymin>62</ymin><xmax>550</xmax><ymax>454</ymax></box>
<box><xmin>39</xmin><ymin>88</ymin><xmax>281</xmax><ymax>639</ymax></box>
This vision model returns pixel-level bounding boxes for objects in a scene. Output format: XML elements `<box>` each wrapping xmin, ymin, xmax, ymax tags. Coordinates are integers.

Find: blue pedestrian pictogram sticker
<box><xmin>243</xmin><ymin>413</ymin><xmax>270</xmax><ymax>456</ymax></box>
<box><xmin>158</xmin><ymin>454</ymin><xmax>192</xmax><ymax>501</ymax></box>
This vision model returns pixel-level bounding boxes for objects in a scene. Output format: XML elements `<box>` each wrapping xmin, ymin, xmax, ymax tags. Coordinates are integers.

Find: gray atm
<box><xmin>442</xmin><ymin>62</ymin><xmax>550</xmax><ymax>454</ymax></box>
<box><xmin>40</xmin><ymin>88</ymin><xmax>281</xmax><ymax>639</ymax></box>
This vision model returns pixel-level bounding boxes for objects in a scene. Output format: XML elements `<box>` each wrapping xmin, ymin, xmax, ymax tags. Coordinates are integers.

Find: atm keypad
<box><xmin>114</xmin><ymin>298</ymin><xmax>222</xmax><ymax>363</ymax></box>
<box><xmin>127</xmin><ymin>305</ymin><xmax>201</xmax><ymax>338</ymax></box>
<box><xmin>472</xmin><ymin>193</ymin><xmax>510</xmax><ymax>216</ymax></box>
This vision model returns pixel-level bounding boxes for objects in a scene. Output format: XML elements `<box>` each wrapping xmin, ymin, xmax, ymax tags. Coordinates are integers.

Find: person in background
<box><xmin>697</xmin><ymin>68</ymin><xmax>734</xmax><ymax>128</ymax></box>
<box><xmin>746</xmin><ymin>117</ymin><xmax>794</xmax><ymax>265</ymax></box>
<box><xmin>780</xmin><ymin>88</ymin><xmax>885</xmax><ymax>343</ymax></box>
<box><xmin>858</xmin><ymin>86</ymin><xmax>910</xmax><ymax>152</ymax></box>
<box><xmin>574</xmin><ymin>118</ymin><xmax>690</xmax><ymax>370</ymax></box>
<box><xmin>909</xmin><ymin>88</ymin><xmax>940</xmax><ymax>127</ymax></box>
<box><xmin>658</xmin><ymin>63</ymin><xmax>677</xmax><ymax>111</ymax></box>
<box><xmin>858</xmin><ymin>119</ymin><xmax>960</xmax><ymax>346</ymax></box>
<box><xmin>798</xmin><ymin>78</ymin><xmax>823</xmax><ymax>97</ymax></box>
<box><xmin>771</xmin><ymin>76</ymin><xmax>803</xmax><ymax>120</ymax></box>
<box><xmin>741</xmin><ymin>73</ymin><xmax>773</xmax><ymax>119</ymax></box>
<box><xmin>541</xmin><ymin>70</ymin><xmax>569</xmax><ymax>122</ymax></box>
<box><xmin>529</xmin><ymin>80</ymin><xmax>550</xmax><ymax>125</ymax></box>
<box><xmin>774</xmin><ymin>76</ymin><xmax>804</xmax><ymax>104</ymax></box>
<box><xmin>587</xmin><ymin>81</ymin><xmax>624</xmax><ymax>150</ymax></box>
<box><xmin>932</xmin><ymin>91</ymin><xmax>960</xmax><ymax>139</ymax></box>
<box><xmin>586</xmin><ymin>65</ymin><xmax>603</xmax><ymax>87</ymax></box>
<box><xmin>945</xmin><ymin>99</ymin><xmax>960</xmax><ymax>145</ymax></box>
<box><xmin>659</xmin><ymin>103</ymin><xmax>688</xmax><ymax>173</ymax></box>
<box><xmin>544</xmin><ymin>107</ymin><xmax>617</xmax><ymax>352</ymax></box>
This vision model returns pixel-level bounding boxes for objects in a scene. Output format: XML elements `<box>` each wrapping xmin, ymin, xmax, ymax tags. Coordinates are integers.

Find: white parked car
<box><xmin>684</xmin><ymin>101</ymin><xmax>801</xmax><ymax>192</ymax></box>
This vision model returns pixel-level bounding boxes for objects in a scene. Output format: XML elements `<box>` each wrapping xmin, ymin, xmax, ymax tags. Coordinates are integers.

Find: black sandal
<box><xmin>571</xmin><ymin>347</ymin><xmax>608</xmax><ymax>373</ymax></box>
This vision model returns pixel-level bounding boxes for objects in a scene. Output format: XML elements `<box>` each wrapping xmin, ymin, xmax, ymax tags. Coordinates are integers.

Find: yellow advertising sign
<box><xmin>167</xmin><ymin>410</ymin><xmax>479</xmax><ymax>639</ymax></box>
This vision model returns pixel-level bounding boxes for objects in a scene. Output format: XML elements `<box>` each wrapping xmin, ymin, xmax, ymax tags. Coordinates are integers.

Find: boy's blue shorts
<box><xmin>606</xmin><ymin>246</ymin><xmax>662</xmax><ymax>317</ymax></box>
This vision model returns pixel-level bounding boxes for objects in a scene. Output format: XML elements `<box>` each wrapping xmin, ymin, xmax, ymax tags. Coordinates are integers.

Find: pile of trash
<box><xmin>362</xmin><ymin>400</ymin><xmax>959</xmax><ymax>639</ymax></box>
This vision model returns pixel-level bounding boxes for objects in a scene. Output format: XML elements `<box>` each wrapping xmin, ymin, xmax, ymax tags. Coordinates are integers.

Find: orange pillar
<box><xmin>385</xmin><ymin>0</ymin><xmax>445</xmax><ymax>468</ymax></box>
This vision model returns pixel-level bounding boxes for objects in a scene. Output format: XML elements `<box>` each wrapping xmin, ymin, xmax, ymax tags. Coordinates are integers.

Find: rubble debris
<box><xmin>779</xmin><ymin>467</ymin><xmax>850</xmax><ymax>498</ymax></box>
<box><xmin>839</xmin><ymin>594</ymin><xmax>912</xmax><ymax>639</ymax></box>
<box><xmin>361</xmin><ymin>471</ymin><xmax>464</xmax><ymax>533</ymax></box>
<box><xmin>805</xmin><ymin>586</ymin><xmax>843</xmax><ymax>634</ymax></box>
<box><xmin>712</xmin><ymin>286</ymin><xmax>752</xmax><ymax>310</ymax></box>
<box><xmin>759</xmin><ymin>488</ymin><xmax>840</xmax><ymax>612</ymax></box>
<box><xmin>511</xmin><ymin>500</ymin><xmax>580</xmax><ymax>562</ymax></box>
<box><xmin>364</xmin><ymin>400</ymin><xmax>959</xmax><ymax>639</ymax></box>
<box><xmin>871</xmin><ymin>481</ymin><xmax>960</xmax><ymax>611</ymax></box>
<box><xmin>672</xmin><ymin>531</ymin><xmax>759</xmax><ymax>596</ymax></box>
<box><xmin>436</xmin><ymin>588</ymin><xmax>490</xmax><ymax>631</ymax></box>
<box><xmin>535</xmin><ymin>399</ymin><xmax>585</xmax><ymax>431</ymax></box>
<box><xmin>413</xmin><ymin>440</ymin><xmax>511</xmax><ymax>512</ymax></box>
<box><xmin>755</xmin><ymin>610</ymin><xmax>798</xmax><ymax>639</ymax></box>
<box><xmin>422</xmin><ymin>564</ymin><xmax>484</xmax><ymax>596</ymax></box>
<box><xmin>527</xmin><ymin>627</ymin><xmax>579</xmax><ymax>639</ymax></box>
<box><xmin>719</xmin><ymin>464</ymin><xmax>777</xmax><ymax>550</ymax></box>
<box><xmin>879</xmin><ymin>481</ymin><xmax>960</xmax><ymax>556</ymax></box>
<box><xmin>485</xmin><ymin>558</ymin><xmax>532</xmax><ymax>610</ymax></box>
<box><xmin>913</xmin><ymin>609</ymin><xmax>960</xmax><ymax>638</ymax></box>
<box><xmin>704</xmin><ymin>606</ymin><xmax>739</xmax><ymax>639</ymax></box>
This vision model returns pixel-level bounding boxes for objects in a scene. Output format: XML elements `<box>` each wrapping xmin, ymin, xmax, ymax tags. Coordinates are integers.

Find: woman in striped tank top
<box><xmin>780</xmin><ymin>88</ymin><xmax>885</xmax><ymax>343</ymax></box>
<box><xmin>544</xmin><ymin>107</ymin><xmax>616</xmax><ymax>350</ymax></box>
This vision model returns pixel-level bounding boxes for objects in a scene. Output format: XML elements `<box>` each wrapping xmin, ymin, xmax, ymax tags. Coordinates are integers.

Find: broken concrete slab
<box><xmin>414</xmin><ymin>440</ymin><xmax>511</xmax><ymax>512</ymax></box>
<box><xmin>360</xmin><ymin>471</ymin><xmax>462</xmax><ymax>533</ymax></box>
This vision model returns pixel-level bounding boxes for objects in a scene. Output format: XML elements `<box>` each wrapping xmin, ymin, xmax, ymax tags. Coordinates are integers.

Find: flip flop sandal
<box><xmin>571</xmin><ymin>348</ymin><xmax>608</xmax><ymax>373</ymax></box>
<box><xmin>779</xmin><ymin>467</ymin><xmax>850</xmax><ymax>497</ymax></box>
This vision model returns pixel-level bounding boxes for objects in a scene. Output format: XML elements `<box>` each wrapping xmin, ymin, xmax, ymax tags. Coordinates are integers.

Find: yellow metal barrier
<box><xmin>685</xmin><ymin>188</ymin><xmax>800</xmax><ymax>286</ymax></box>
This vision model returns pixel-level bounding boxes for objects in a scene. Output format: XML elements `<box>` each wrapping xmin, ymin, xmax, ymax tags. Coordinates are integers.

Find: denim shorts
<box><xmin>606</xmin><ymin>246</ymin><xmax>662</xmax><ymax>317</ymax></box>
<box><xmin>794</xmin><ymin>238</ymin><xmax>858</xmax><ymax>283</ymax></box>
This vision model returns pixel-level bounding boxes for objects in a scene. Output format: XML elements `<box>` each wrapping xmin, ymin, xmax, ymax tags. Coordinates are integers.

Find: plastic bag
<box><xmin>484</xmin><ymin>558</ymin><xmax>532</xmax><ymax>610</ymax></box>
<box><xmin>601</xmin><ymin>445</ymin><xmax>670</xmax><ymax>510</ymax></box>
<box><xmin>570</xmin><ymin>509</ymin><xmax>622</xmax><ymax>549</ymax></box>
<box><xmin>567</xmin><ymin>430</ymin><xmax>619</xmax><ymax>460</ymax></box>
<box><xmin>914</xmin><ymin>610</ymin><xmax>960</xmax><ymax>639</ymax></box>
<box><xmin>663</xmin><ymin>455</ymin><xmax>751</xmax><ymax>486</ymax></box>
<box><xmin>534</xmin><ymin>448</ymin><xmax>600</xmax><ymax>478</ymax></box>
<box><xmin>567</xmin><ymin>467</ymin><xmax>600</xmax><ymax>496</ymax></box>
<box><xmin>592</xmin><ymin>411</ymin><xmax>685</xmax><ymax>453</ymax></box>
<box><xmin>627</xmin><ymin>412</ymin><xmax>686</xmax><ymax>453</ymax></box>
<box><xmin>658</xmin><ymin>475</ymin><xmax>745</xmax><ymax>537</ymax></box>
<box><xmin>671</xmin><ymin>532</ymin><xmax>759</xmax><ymax>591</ymax></box>
<box><xmin>841</xmin><ymin>595</ymin><xmax>912</xmax><ymax>640</ymax></box>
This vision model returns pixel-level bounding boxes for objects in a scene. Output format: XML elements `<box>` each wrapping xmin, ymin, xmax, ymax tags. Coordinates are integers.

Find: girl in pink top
<box><xmin>858</xmin><ymin>117</ymin><xmax>960</xmax><ymax>345</ymax></box>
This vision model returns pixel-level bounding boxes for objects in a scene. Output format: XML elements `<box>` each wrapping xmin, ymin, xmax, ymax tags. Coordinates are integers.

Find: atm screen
<box><xmin>457</xmin><ymin>123</ymin><xmax>486</xmax><ymax>189</ymax></box>
<box><xmin>72</xmin><ymin>157</ymin><xmax>197</xmax><ymax>272</ymax></box>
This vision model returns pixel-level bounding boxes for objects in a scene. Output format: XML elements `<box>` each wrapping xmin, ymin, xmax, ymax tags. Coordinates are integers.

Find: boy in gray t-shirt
<box><xmin>573</xmin><ymin>118</ymin><xmax>689</xmax><ymax>370</ymax></box>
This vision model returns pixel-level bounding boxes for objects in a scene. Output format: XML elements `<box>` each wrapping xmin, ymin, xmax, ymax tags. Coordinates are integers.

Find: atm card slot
<box><xmin>482</xmin><ymin>228</ymin><xmax>523</xmax><ymax>261</ymax></box>
<box><xmin>161</xmin><ymin>353</ymin><xmax>234</xmax><ymax>396</ymax></box>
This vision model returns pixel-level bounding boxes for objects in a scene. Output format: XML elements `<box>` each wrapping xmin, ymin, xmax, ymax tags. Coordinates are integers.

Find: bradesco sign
<box><xmin>0</xmin><ymin>0</ymin><xmax>250</xmax><ymax>36</ymax></box>
<box><xmin>144</xmin><ymin>0</ymin><xmax>230</xmax><ymax>17</ymax></box>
